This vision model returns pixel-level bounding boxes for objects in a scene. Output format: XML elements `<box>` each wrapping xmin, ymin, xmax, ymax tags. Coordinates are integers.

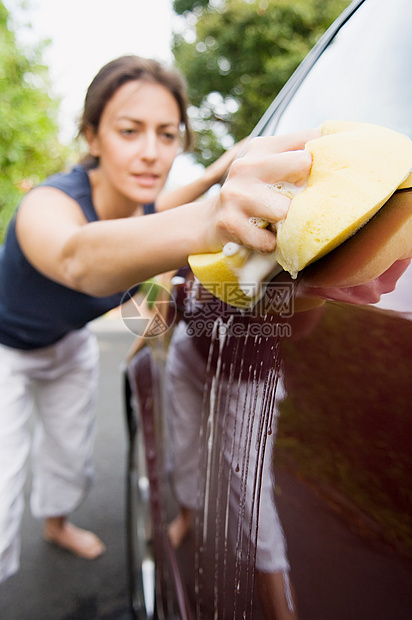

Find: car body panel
<box><xmin>254</xmin><ymin>0</ymin><xmax>412</xmax><ymax>615</ymax></box>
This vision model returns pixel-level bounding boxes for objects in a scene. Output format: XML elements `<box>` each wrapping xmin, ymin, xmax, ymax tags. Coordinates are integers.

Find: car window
<box><xmin>266</xmin><ymin>0</ymin><xmax>412</xmax><ymax>139</ymax></box>
<box><xmin>261</xmin><ymin>0</ymin><xmax>412</xmax><ymax>315</ymax></box>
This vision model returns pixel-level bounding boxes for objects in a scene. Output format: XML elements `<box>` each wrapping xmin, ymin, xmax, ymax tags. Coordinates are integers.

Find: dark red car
<box><xmin>125</xmin><ymin>0</ymin><xmax>412</xmax><ymax>618</ymax></box>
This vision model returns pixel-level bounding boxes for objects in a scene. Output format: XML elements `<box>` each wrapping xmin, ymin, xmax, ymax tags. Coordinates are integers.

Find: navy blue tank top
<box><xmin>0</xmin><ymin>165</ymin><xmax>155</xmax><ymax>350</ymax></box>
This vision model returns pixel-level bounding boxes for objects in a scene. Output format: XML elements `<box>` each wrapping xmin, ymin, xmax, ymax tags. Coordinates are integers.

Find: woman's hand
<box><xmin>207</xmin><ymin>129</ymin><xmax>319</xmax><ymax>253</ymax></box>
<box><xmin>203</xmin><ymin>138</ymin><xmax>249</xmax><ymax>187</ymax></box>
<box><xmin>297</xmin><ymin>259</ymin><xmax>411</xmax><ymax>305</ymax></box>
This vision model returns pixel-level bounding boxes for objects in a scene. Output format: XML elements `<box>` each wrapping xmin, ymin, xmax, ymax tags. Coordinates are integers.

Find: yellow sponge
<box><xmin>276</xmin><ymin>121</ymin><xmax>412</xmax><ymax>277</ymax></box>
<box><xmin>188</xmin><ymin>121</ymin><xmax>412</xmax><ymax>308</ymax></box>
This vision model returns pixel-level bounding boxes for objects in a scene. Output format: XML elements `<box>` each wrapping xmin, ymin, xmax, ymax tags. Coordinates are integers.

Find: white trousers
<box><xmin>0</xmin><ymin>328</ymin><xmax>99</xmax><ymax>583</ymax></box>
<box><xmin>165</xmin><ymin>321</ymin><xmax>289</xmax><ymax>573</ymax></box>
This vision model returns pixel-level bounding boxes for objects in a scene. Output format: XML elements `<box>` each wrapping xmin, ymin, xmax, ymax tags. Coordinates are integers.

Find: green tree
<box><xmin>0</xmin><ymin>0</ymin><xmax>69</xmax><ymax>240</ymax></box>
<box><xmin>172</xmin><ymin>0</ymin><xmax>351</xmax><ymax>163</ymax></box>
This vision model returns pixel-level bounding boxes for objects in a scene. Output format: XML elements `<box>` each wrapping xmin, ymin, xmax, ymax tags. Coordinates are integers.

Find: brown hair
<box><xmin>78</xmin><ymin>55</ymin><xmax>192</xmax><ymax>168</ymax></box>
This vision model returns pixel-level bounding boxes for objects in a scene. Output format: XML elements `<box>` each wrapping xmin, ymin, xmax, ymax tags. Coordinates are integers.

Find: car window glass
<box><xmin>263</xmin><ymin>0</ymin><xmax>412</xmax><ymax>315</ymax></box>
<box><xmin>269</xmin><ymin>0</ymin><xmax>412</xmax><ymax>139</ymax></box>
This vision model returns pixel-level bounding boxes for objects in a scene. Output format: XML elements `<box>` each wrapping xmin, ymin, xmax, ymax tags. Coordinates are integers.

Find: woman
<box><xmin>0</xmin><ymin>54</ymin><xmax>315</xmax><ymax>584</ymax></box>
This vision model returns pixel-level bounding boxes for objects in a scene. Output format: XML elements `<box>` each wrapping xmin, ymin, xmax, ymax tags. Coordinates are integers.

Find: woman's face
<box><xmin>89</xmin><ymin>80</ymin><xmax>181</xmax><ymax>206</ymax></box>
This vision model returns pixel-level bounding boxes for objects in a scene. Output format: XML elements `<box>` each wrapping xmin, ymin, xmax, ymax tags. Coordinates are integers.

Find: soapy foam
<box><xmin>274</xmin><ymin>181</ymin><xmax>307</xmax><ymax>199</ymax></box>
<box><xmin>249</xmin><ymin>217</ymin><xmax>268</xmax><ymax>229</ymax></box>
<box><xmin>237</xmin><ymin>253</ymin><xmax>283</xmax><ymax>298</ymax></box>
<box><xmin>222</xmin><ymin>242</ymin><xmax>283</xmax><ymax>300</ymax></box>
<box><xmin>223</xmin><ymin>242</ymin><xmax>242</xmax><ymax>257</ymax></box>
<box><xmin>218</xmin><ymin>183</ymin><xmax>306</xmax><ymax>301</ymax></box>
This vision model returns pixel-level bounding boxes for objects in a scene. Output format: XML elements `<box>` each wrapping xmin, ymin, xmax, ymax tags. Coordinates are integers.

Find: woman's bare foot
<box><xmin>44</xmin><ymin>516</ymin><xmax>106</xmax><ymax>560</ymax></box>
<box><xmin>168</xmin><ymin>506</ymin><xmax>192</xmax><ymax>548</ymax></box>
<box><xmin>256</xmin><ymin>570</ymin><xmax>299</xmax><ymax>620</ymax></box>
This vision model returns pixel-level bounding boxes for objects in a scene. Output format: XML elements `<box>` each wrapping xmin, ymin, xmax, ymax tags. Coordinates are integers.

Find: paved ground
<box><xmin>0</xmin><ymin>320</ymin><xmax>136</xmax><ymax>620</ymax></box>
<box><xmin>1</xmin><ymin>317</ymin><xmax>412</xmax><ymax>619</ymax></box>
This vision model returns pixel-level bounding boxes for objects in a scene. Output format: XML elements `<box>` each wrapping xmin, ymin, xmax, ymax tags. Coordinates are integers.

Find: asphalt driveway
<box><xmin>0</xmin><ymin>319</ymin><xmax>136</xmax><ymax>620</ymax></box>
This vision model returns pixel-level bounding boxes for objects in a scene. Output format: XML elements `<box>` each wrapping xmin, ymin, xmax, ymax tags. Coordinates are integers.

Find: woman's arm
<box><xmin>16</xmin><ymin>130</ymin><xmax>317</xmax><ymax>297</ymax></box>
<box><xmin>16</xmin><ymin>191</ymin><xmax>218</xmax><ymax>296</ymax></box>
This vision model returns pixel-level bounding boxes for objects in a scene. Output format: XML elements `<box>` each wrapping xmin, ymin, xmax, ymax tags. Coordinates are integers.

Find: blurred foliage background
<box><xmin>172</xmin><ymin>0</ymin><xmax>351</xmax><ymax>164</ymax></box>
<box><xmin>0</xmin><ymin>0</ymin><xmax>69</xmax><ymax>240</ymax></box>
<box><xmin>1</xmin><ymin>0</ymin><xmax>351</xmax><ymax>240</ymax></box>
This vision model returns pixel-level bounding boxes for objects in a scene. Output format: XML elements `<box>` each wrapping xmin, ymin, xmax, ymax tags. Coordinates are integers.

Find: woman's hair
<box><xmin>78</xmin><ymin>55</ymin><xmax>192</xmax><ymax>168</ymax></box>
